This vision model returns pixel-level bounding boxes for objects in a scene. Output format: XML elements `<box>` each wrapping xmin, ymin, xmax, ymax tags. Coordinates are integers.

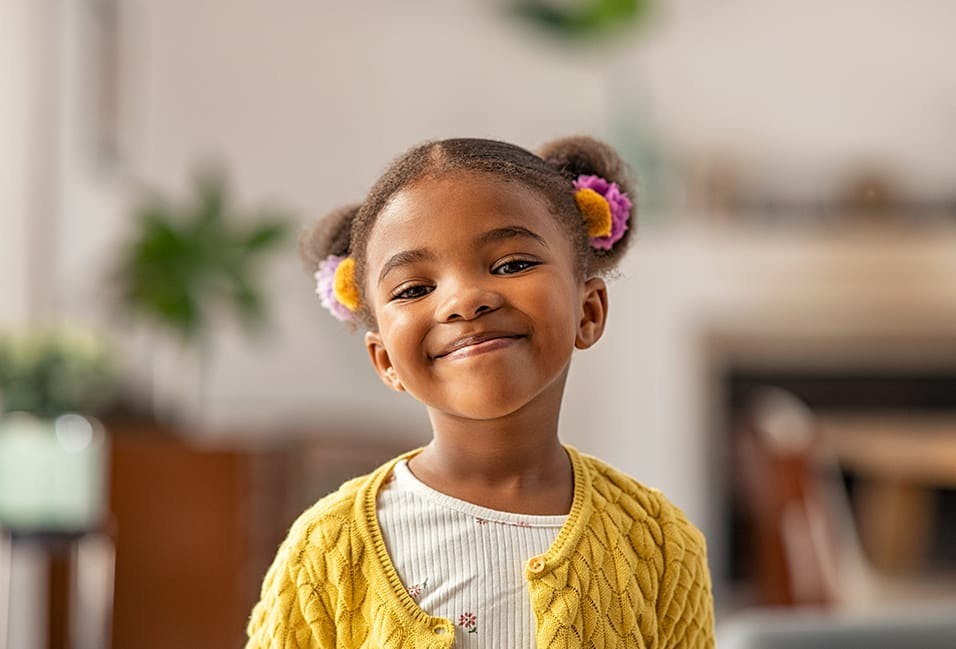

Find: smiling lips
<box><xmin>432</xmin><ymin>331</ymin><xmax>525</xmax><ymax>360</ymax></box>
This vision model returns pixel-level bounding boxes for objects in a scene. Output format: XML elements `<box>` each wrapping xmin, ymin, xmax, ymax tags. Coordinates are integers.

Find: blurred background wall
<box><xmin>3</xmin><ymin>1</ymin><xmax>956</xmax><ymax>648</ymax></box>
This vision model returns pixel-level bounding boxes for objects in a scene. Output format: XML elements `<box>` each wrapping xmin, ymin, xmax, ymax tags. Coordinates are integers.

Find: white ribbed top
<box><xmin>376</xmin><ymin>459</ymin><xmax>566</xmax><ymax>648</ymax></box>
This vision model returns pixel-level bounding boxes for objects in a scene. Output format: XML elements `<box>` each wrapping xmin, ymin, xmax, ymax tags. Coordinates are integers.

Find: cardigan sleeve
<box><xmin>654</xmin><ymin>505</ymin><xmax>716</xmax><ymax>649</ymax></box>
<box><xmin>245</xmin><ymin>518</ymin><xmax>337</xmax><ymax>649</ymax></box>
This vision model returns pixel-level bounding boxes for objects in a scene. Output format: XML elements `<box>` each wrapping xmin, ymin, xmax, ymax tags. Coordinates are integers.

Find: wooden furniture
<box><xmin>821</xmin><ymin>413</ymin><xmax>956</xmax><ymax>573</ymax></box>
<box><xmin>733</xmin><ymin>388</ymin><xmax>838</xmax><ymax>606</ymax></box>
<box><xmin>734</xmin><ymin>391</ymin><xmax>956</xmax><ymax>610</ymax></box>
<box><xmin>106</xmin><ymin>422</ymin><xmax>410</xmax><ymax>649</ymax></box>
<box><xmin>109</xmin><ymin>431</ymin><xmax>252</xmax><ymax>649</ymax></box>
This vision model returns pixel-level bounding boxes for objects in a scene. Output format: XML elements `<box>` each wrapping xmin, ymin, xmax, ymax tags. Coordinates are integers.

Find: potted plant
<box><xmin>110</xmin><ymin>167</ymin><xmax>292</xmax><ymax>427</ymax></box>
<box><xmin>0</xmin><ymin>328</ymin><xmax>116</xmax><ymax>532</ymax></box>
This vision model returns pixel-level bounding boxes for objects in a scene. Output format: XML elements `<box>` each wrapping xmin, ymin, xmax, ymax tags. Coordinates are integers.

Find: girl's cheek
<box><xmin>380</xmin><ymin>304</ymin><xmax>413</xmax><ymax>332</ymax></box>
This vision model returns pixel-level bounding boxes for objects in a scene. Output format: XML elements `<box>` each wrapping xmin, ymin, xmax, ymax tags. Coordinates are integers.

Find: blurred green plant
<box><xmin>510</xmin><ymin>0</ymin><xmax>651</xmax><ymax>40</ymax></box>
<box><xmin>112</xmin><ymin>168</ymin><xmax>292</xmax><ymax>344</ymax></box>
<box><xmin>0</xmin><ymin>329</ymin><xmax>116</xmax><ymax>419</ymax></box>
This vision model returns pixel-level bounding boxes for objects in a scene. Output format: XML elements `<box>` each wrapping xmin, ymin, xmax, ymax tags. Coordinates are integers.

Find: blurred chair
<box><xmin>734</xmin><ymin>387</ymin><xmax>844</xmax><ymax>606</ymax></box>
<box><xmin>733</xmin><ymin>387</ymin><xmax>956</xmax><ymax>610</ymax></box>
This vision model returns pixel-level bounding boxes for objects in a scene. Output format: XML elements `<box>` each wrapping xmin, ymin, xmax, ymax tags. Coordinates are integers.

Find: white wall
<box><xmin>0</xmin><ymin>0</ymin><xmax>46</xmax><ymax>327</ymax></box>
<box><xmin>638</xmin><ymin>0</ymin><xmax>956</xmax><ymax>196</ymax></box>
<box><xmin>55</xmin><ymin>0</ymin><xmax>616</xmax><ymax>439</ymax></box>
<box><xmin>2</xmin><ymin>3</ymin><xmax>59</xmax><ymax>647</ymax></box>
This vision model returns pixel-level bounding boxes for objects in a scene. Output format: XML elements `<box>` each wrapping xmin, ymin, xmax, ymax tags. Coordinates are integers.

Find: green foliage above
<box><xmin>510</xmin><ymin>0</ymin><xmax>651</xmax><ymax>41</ymax></box>
<box><xmin>113</xmin><ymin>169</ymin><xmax>292</xmax><ymax>344</ymax></box>
<box><xmin>0</xmin><ymin>329</ymin><xmax>116</xmax><ymax>418</ymax></box>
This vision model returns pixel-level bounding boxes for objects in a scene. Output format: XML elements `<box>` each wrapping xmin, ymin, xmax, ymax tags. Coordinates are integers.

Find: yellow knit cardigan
<box><xmin>246</xmin><ymin>446</ymin><xmax>715</xmax><ymax>648</ymax></box>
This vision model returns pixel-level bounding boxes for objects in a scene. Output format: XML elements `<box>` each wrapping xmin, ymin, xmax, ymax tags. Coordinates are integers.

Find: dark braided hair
<box><xmin>301</xmin><ymin>136</ymin><xmax>636</xmax><ymax>329</ymax></box>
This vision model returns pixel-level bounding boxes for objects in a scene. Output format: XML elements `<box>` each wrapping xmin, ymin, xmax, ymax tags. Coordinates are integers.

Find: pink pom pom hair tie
<box><xmin>572</xmin><ymin>174</ymin><xmax>632</xmax><ymax>251</ymax></box>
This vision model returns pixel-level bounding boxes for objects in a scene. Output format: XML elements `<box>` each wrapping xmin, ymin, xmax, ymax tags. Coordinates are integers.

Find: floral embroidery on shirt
<box><xmin>476</xmin><ymin>516</ymin><xmax>535</xmax><ymax>528</ymax></box>
<box><xmin>458</xmin><ymin>611</ymin><xmax>478</xmax><ymax>633</ymax></box>
<box><xmin>406</xmin><ymin>578</ymin><xmax>428</xmax><ymax>600</ymax></box>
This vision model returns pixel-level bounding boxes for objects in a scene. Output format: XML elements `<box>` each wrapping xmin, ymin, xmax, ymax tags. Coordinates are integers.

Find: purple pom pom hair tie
<box><xmin>573</xmin><ymin>174</ymin><xmax>632</xmax><ymax>250</ymax></box>
<box><xmin>315</xmin><ymin>254</ymin><xmax>355</xmax><ymax>322</ymax></box>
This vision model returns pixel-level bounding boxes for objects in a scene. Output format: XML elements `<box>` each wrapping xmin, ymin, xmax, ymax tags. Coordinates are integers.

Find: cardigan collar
<box><xmin>351</xmin><ymin>445</ymin><xmax>595</xmax><ymax>632</ymax></box>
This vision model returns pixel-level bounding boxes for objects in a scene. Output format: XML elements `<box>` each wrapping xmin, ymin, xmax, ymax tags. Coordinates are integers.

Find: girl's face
<box><xmin>363</xmin><ymin>172</ymin><xmax>607</xmax><ymax>422</ymax></box>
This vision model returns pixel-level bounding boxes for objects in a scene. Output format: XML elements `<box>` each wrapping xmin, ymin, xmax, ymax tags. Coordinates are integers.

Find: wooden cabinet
<box><xmin>107</xmin><ymin>423</ymin><xmax>408</xmax><ymax>649</ymax></box>
<box><xmin>109</xmin><ymin>430</ymin><xmax>264</xmax><ymax>649</ymax></box>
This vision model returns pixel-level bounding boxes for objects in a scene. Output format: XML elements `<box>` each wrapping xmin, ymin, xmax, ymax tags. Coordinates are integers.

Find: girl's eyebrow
<box><xmin>474</xmin><ymin>226</ymin><xmax>548</xmax><ymax>249</ymax></box>
<box><xmin>378</xmin><ymin>248</ymin><xmax>435</xmax><ymax>285</ymax></box>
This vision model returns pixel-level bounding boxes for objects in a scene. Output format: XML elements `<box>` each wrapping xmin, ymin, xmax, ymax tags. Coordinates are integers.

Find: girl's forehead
<box><xmin>368</xmin><ymin>173</ymin><xmax>558</xmax><ymax>248</ymax></box>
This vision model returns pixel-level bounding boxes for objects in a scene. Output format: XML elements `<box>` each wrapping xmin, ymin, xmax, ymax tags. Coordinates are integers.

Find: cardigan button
<box><xmin>528</xmin><ymin>556</ymin><xmax>546</xmax><ymax>574</ymax></box>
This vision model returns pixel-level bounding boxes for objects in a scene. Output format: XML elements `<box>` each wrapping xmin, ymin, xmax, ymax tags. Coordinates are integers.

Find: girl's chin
<box><xmin>413</xmin><ymin>370</ymin><xmax>569</xmax><ymax>422</ymax></box>
<box><xmin>424</xmin><ymin>394</ymin><xmax>546</xmax><ymax>423</ymax></box>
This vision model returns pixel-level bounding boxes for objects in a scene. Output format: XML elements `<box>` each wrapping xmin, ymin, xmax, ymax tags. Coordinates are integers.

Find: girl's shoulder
<box><xmin>573</xmin><ymin>448</ymin><xmax>705</xmax><ymax>546</ymax></box>
<box><xmin>283</xmin><ymin>449</ymin><xmax>419</xmax><ymax>549</ymax></box>
<box><xmin>278</xmin><ymin>476</ymin><xmax>368</xmax><ymax>557</ymax></box>
<box><xmin>296</xmin><ymin>473</ymin><xmax>369</xmax><ymax>524</ymax></box>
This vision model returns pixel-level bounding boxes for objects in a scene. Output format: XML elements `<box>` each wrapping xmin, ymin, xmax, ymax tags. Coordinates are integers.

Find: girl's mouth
<box><xmin>433</xmin><ymin>333</ymin><xmax>524</xmax><ymax>360</ymax></box>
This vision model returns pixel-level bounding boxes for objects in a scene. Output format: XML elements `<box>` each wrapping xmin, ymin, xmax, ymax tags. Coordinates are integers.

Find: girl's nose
<box><xmin>436</xmin><ymin>279</ymin><xmax>504</xmax><ymax>322</ymax></box>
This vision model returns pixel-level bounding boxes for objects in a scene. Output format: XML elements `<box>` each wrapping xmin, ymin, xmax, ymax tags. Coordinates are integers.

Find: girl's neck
<box><xmin>408</xmin><ymin>384</ymin><xmax>573</xmax><ymax>515</ymax></box>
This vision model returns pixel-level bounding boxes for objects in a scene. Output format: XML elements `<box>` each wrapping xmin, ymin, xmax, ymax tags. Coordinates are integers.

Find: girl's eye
<box><xmin>390</xmin><ymin>284</ymin><xmax>432</xmax><ymax>301</ymax></box>
<box><xmin>493</xmin><ymin>259</ymin><xmax>539</xmax><ymax>275</ymax></box>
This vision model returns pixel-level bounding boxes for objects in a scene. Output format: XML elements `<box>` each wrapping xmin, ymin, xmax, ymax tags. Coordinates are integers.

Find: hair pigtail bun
<box><xmin>538</xmin><ymin>136</ymin><xmax>636</xmax><ymax>274</ymax></box>
<box><xmin>300</xmin><ymin>203</ymin><xmax>364</xmax><ymax>325</ymax></box>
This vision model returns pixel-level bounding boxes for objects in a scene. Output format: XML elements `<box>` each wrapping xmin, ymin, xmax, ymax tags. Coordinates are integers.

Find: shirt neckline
<box><xmin>385</xmin><ymin>459</ymin><xmax>568</xmax><ymax>528</ymax></box>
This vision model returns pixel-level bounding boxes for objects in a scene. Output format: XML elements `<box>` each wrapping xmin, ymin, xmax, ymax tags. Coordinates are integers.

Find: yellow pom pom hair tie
<box><xmin>333</xmin><ymin>258</ymin><xmax>360</xmax><ymax>311</ymax></box>
<box><xmin>574</xmin><ymin>188</ymin><xmax>613</xmax><ymax>238</ymax></box>
<box><xmin>315</xmin><ymin>255</ymin><xmax>360</xmax><ymax>321</ymax></box>
<box><xmin>572</xmin><ymin>174</ymin><xmax>633</xmax><ymax>251</ymax></box>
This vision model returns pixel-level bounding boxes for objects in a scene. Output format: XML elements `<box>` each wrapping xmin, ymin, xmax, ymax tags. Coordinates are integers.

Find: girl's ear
<box><xmin>575</xmin><ymin>277</ymin><xmax>608</xmax><ymax>350</ymax></box>
<box><xmin>365</xmin><ymin>330</ymin><xmax>406</xmax><ymax>392</ymax></box>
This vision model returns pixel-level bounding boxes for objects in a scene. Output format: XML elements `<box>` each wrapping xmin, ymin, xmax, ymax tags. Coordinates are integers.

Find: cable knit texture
<box><xmin>246</xmin><ymin>446</ymin><xmax>715</xmax><ymax>648</ymax></box>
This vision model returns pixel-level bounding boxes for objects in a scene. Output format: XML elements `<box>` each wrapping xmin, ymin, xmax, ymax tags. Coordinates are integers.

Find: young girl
<box><xmin>246</xmin><ymin>136</ymin><xmax>715</xmax><ymax>648</ymax></box>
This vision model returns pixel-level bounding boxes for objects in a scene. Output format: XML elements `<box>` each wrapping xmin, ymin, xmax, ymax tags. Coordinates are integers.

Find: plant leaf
<box><xmin>112</xmin><ymin>166</ymin><xmax>292</xmax><ymax>346</ymax></box>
